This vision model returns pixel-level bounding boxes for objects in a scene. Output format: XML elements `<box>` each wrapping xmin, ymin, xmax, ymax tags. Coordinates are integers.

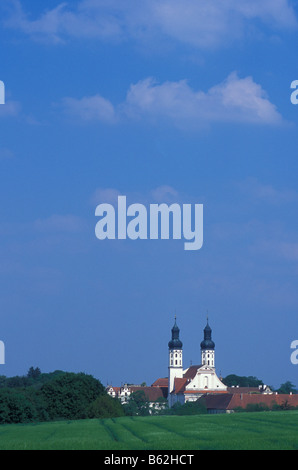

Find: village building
<box><xmin>166</xmin><ymin>317</ymin><xmax>227</xmax><ymax>407</ymax></box>
<box><xmin>107</xmin><ymin>317</ymin><xmax>297</xmax><ymax>413</ymax></box>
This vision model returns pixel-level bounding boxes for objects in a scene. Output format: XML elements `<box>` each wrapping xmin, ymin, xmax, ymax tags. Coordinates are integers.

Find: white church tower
<box><xmin>200</xmin><ymin>317</ymin><xmax>215</xmax><ymax>368</ymax></box>
<box><xmin>168</xmin><ymin>317</ymin><xmax>183</xmax><ymax>395</ymax></box>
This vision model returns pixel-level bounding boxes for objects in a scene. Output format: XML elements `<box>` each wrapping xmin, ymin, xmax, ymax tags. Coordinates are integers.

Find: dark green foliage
<box><xmin>0</xmin><ymin>369</ymin><xmax>123</xmax><ymax>424</ymax></box>
<box><xmin>27</xmin><ymin>367</ymin><xmax>41</xmax><ymax>380</ymax></box>
<box><xmin>167</xmin><ymin>400</ymin><xmax>207</xmax><ymax>416</ymax></box>
<box><xmin>123</xmin><ymin>390</ymin><xmax>150</xmax><ymax>416</ymax></box>
<box><xmin>40</xmin><ymin>372</ymin><xmax>105</xmax><ymax>420</ymax></box>
<box><xmin>277</xmin><ymin>381</ymin><xmax>297</xmax><ymax>394</ymax></box>
<box><xmin>222</xmin><ymin>374</ymin><xmax>264</xmax><ymax>387</ymax></box>
<box><xmin>245</xmin><ymin>403</ymin><xmax>270</xmax><ymax>412</ymax></box>
<box><xmin>0</xmin><ymin>389</ymin><xmax>38</xmax><ymax>424</ymax></box>
<box><xmin>88</xmin><ymin>394</ymin><xmax>124</xmax><ymax>419</ymax></box>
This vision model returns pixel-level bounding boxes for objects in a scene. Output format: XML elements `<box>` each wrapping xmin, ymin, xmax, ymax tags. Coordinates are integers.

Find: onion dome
<box><xmin>200</xmin><ymin>318</ymin><xmax>215</xmax><ymax>350</ymax></box>
<box><xmin>168</xmin><ymin>317</ymin><xmax>183</xmax><ymax>349</ymax></box>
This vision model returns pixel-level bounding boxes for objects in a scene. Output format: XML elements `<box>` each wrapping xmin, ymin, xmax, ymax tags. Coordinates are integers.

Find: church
<box><xmin>164</xmin><ymin>317</ymin><xmax>227</xmax><ymax>407</ymax></box>
<box><xmin>107</xmin><ymin>317</ymin><xmax>228</xmax><ymax>409</ymax></box>
<box><xmin>107</xmin><ymin>317</ymin><xmax>296</xmax><ymax>413</ymax></box>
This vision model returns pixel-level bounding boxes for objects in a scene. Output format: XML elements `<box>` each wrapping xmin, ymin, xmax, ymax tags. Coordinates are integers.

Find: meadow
<box><xmin>0</xmin><ymin>411</ymin><xmax>297</xmax><ymax>450</ymax></box>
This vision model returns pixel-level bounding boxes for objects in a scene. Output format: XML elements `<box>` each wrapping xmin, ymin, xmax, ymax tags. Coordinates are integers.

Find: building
<box><xmin>106</xmin><ymin>383</ymin><xmax>167</xmax><ymax>413</ymax></box>
<box><xmin>166</xmin><ymin>317</ymin><xmax>228</xmax><ymax>407</ymax></box>
<box><xmin>107</xmin><ymin>317</ymin><xmax>294</xmax><ymax>414</ymax></box>
<box><xmin>197</xmin><ymin>392</ymin><xmax>298</xmax><ymax>414</ymax></box>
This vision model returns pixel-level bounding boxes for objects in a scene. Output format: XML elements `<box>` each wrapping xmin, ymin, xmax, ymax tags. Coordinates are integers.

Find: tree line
<box><xmin>0</xmin><ymin>370</ymin><xmax>296</xmax><ymax>424</ymax></box>
<box><xmin>0</xmin><ymin>368</ymin><xmax>124</xmax><ymax>424</ymax></box>
<box><xmin>222</xmin><ymin>374</ymin><xmax>297</xmax><ymax>394</ymax></box>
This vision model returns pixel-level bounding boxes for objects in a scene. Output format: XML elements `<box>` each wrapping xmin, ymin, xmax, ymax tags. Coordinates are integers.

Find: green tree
<box><xmin>123</xmin><ymin>390</ymin><xmax>150</xmax><ymax>416</ymax></box>
<box><xmin>0</xmin><ymin>389</ymin><xmax>38</xmax><ymax>424</ymax></box>
<box><xmin>223</xmin><ymin>374</ymin><xmax>263</xmax><ymax>387</ymax></box>
<box><xmin>88</xmin><ymin>394</ymin><xmax>124</xmax><ymax>419</ymax></box>
<box><xmin>277</xmin><ymin>381</ymin><xmax>297</xmax><ymax>394</ymax></box>
<box><xmin>40</xmin><ymin>372</ymin><xmax>105</xmax><ymax>420</ymax></box>
<box><xmin>27</xmin><ymin>367</ymin><xmax>41</xmax><ymax>380</ymax></box>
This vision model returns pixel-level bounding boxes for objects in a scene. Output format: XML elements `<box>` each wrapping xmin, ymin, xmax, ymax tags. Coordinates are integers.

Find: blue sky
<box><xmin>0</xmin><ymin>0</ymin><xmax>298</xmax><ymax>389</ymax></box>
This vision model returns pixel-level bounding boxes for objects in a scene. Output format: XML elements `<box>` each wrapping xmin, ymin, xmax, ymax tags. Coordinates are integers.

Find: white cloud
<box><xmin>91</xmin><ymin>185</ymin><xmax>181</xmax><ymax>206</ymax></box>
<box><xmin>124</xmin><ymin>73</ymin><xmax>283</xmax><ymax>126</ymax></box>
<box><xmin>154</xmin><ymin>0</ymin><xmax>297</xmax><ymax>47</ymax></box>
<box><xmin>4</xmin><ymin>0</ymin><xmax>297</xmax><ymax>48</ymax></box>
<box><xmin>91</xmin><ymin>188</ymin><xmax>122</xmax><ymax>205</ymax></box>
<box><xmin>150</xmin><ymin>186</ymin><xmax>180</xmax><ymax>204</ymax></box>
<box><xmin>59</xmin><ymin>73</ymin><xmax>283</xmax><ymax>128</ymax></box>
<box><xmin>61</xmin><ymin>95</ymin><xmax>117</xmax><ymax>123</ymax></box>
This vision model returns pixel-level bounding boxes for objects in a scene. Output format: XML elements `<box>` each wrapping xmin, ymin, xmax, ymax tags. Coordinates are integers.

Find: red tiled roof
<box><xmin>107</xmin><ymin>386</ymin><xmax>121</xmax><ymax>393</ymax></box>
<box><xmin>130</xmin><ymin>386</ymin><xmax>165</xmax><ymax>402</ymax></box>
<box><xmin>200</xmin><ymin>394</ymin><xmax>233</xmax><ymax>410</ymax></box>
<box><xmin>173</xmin><ymin>378</ymin><xmax>189</xmax><ymax>394</ymax></box>
<box><xmin>183</xmin><ymin>365</ymin><xmax>202</xmax><ymax>380</ymax></box>
<box><xmin>199</xmin><ymin>393</ymin><xmax>298</xmax><ymax>411</ymax></box>
<box><xmin>152</xmin><ymin>378</ymin><xmax>168</xmax><ymax>387</ymax></box>
<box><xmin>228</xmin><ymin>393</ymin><xmax>298</xmax><ymax>410</ymax></box>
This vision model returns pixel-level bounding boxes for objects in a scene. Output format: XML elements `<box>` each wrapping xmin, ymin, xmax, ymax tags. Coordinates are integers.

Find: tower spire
<box><xmin>168</xmin><ymin>317</ymin><xmax>183</xmax><ymax>401</ymax></box>
<box><xmin>200</xmin><ymin>317</ymin><xmax>215</xmax><ymax>368</ymax></box>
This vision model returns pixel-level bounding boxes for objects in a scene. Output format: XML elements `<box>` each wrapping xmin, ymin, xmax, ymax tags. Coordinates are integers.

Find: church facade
<box><xmin>167</xmin><ymin>317</ymin><xmax>227</xmax><ymax>407</ymax></box>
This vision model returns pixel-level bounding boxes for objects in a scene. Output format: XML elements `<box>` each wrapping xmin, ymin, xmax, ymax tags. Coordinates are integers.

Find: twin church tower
<box><xmin>167</xmin><ymin>316</ymin><xmax>227</xmax><ymax>406</ymax></box>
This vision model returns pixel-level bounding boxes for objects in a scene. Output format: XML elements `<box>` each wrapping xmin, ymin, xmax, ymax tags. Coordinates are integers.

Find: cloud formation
<box><xmin>4</xmin><ymin>0</ymin><xmax>297</xmax><ymax>48</ymax></box>
<box><xmin>60</xmin><ymin>73</ymin><xmax>283</xmax><ymax>128</ymax></box>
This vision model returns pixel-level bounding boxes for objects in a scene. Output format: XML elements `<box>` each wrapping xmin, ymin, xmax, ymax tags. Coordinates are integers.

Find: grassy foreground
<box><xmin>0</xmin><ymin>411</ymin><xmax>297</xmax><ymax>450</ymax></box>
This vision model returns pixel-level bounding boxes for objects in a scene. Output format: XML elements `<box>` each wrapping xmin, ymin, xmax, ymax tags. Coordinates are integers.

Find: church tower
<box><xmin>168</xmin><ymin>317</ymin><xmax>183</xmax><ymax>395</ymax></box>
<box><xmin>200</xmin><ymin>318</ymin><xmax>215</xmax><ymax>368</ymax></box>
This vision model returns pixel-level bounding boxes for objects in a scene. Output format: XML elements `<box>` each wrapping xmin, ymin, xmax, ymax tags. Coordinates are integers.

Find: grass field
<box><xmin>0</xmin><ymin>411</ymin><xmax>297</xmax><ymax>450</ymax></box>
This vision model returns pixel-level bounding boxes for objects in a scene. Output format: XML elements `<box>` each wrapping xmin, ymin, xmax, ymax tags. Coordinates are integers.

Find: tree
<box><xmin>222</xmin><ymin>374</ymin><xmax>263</xmax><ymax>388</ymax></box>
<box><xmin>0</xmin><ymin>389</ymin><xmax>38</xmax><ymax>424</ymax></box>
<box><xmin>27</xmin><ymin>367</ymin><xmax>41</xmax><ymax>380</ymax></box>
<box><xmin>277</xmin><ymin>381</ymin><xmax>297</xmax><ymax>394</ymax></box>
<box><xmin>40</xmin><ymin>372</ymin><xmax>105</xmax><ymax>420</ymax></box>
<box><xmin>88</xmin><ymin>394</ymin><xmax>124</xmax><ymax>419</ymax></box>
<box><xmin>123</xmin><ymin>390</ymin><xmax>150</xmax><ymax>416</ymax></box>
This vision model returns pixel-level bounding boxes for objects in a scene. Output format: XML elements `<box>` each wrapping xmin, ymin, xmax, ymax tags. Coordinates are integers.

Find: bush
<box><xmin>245</xmin><ymin>403</ymin><xmax>270</xmax><ymax>412</ymax></box>
<box><xmin>175</xmin><ymin>400</ymin><xmax>207</xmax><ymax>415</ymax></box>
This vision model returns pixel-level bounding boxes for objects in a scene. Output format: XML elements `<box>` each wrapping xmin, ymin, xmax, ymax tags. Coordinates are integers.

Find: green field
<box><xmin>0</xmin><ymin>411</ymin><xmax>297</xmax><ymax>450</ymax></box>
